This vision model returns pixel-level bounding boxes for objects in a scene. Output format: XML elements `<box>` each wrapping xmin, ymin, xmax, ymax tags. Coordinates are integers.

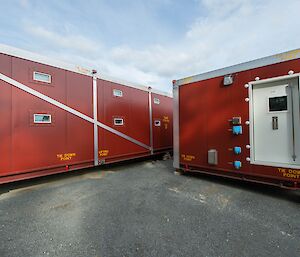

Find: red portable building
<box><xmin>0</xmin><ymin>44</ymin><xmax>173</xmax><ymax>184</ymax></box>
<box><xmin>173</xmin><ymin>49</ymin><xmax>300</xmax><ymax>189</ymax></box>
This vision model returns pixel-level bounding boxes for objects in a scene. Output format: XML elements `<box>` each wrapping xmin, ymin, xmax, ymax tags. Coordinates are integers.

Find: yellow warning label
<box><xmin>57</xmin><ymin>153</ymin><xmax>76</xmax><ymax>161</ymax></box>
<box><xmin>181</xmin><ymin>154</ymin><xmax>195</xmax><ymax>162</ymax></box>
<box><xmin>163</xmin><ymin>116</ymin><xmax>170</xmax><ymax>130</ymax></box>
<box><xmin>278</xmin><ymin>168</ymin><xmax>300</xmax><ymax>179</ymax></box>
<box><xmin>163</xmin><ymin>116</ymin><xmax>170</xmax><ymax>123</ymax></box>
<box><xmin>99</xmin><ymin>150</ymin><xmax>109</xmax><ymax>157</ymax></box>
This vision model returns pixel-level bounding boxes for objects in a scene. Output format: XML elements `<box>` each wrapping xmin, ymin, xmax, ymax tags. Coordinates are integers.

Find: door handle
<box><xmin>272</xmin><ymin>117</ymin><xmax>278</xmax><ymax>130</ymax></box>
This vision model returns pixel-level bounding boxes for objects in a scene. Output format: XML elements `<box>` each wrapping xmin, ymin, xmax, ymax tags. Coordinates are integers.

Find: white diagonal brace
<box><xmin>96</xmin><ymin>121</ymin><xmax>150</xmax><ymax>150</ymax></box>
<box><xmin>0</xmin><ymin>73</ymin><xmax>151</xmax><ymax>150</ymax></box>
<box><xmin>92</xmin><ymin>74</ymin><xmax>99</xmax><ymax>166</ymax></box>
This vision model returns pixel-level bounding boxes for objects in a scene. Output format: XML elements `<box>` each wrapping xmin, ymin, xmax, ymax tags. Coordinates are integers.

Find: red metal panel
<box><xmin>0</xmin><ymin>54</ymin><xmax>95</xmax><ymax>181</ymax></box>
<box><xmin>98</xmin><ymin>127</ymin><xmax>149</xmax><ymax>163</ymax></box>
<box><xmin>11</xmin><ymin>56</ymin><xmax>67</xmax><ymax>106</ymax></box>
<box><xmin>97</xmin><ymin>79</ymin><xmax>150</xmax><ymax>161</ymax></box>
<box><xmin>152</xmin><ymin>93</ymin><xmax>173</xmax><ymax>151</ymax></box>
<box><xmin>179</xmin><ymin>59</ymin><xmax>300</xmax><ymax>189</ymax></box>
<box><xmin>0</xmin><ymin>54</ymin><xmax>12</xmax><ymax>175</ymax></box>
<box><xmin>66</xmin><ymin>72</ymin><xmax>93</xmax><ymax>117</ymax></box>
<box><xmin>5</xmin><ymin>86</ymin><xmax>93</xmax><ymax>176</ymax></box>
<box><xmin>0</xmin><ymin>51</ymin><xmax>173</xmax><ymax>183</ymax></box>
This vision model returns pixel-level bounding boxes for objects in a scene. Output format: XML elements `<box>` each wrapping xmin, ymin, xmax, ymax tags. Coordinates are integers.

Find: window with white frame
<box><xmin>154</xmin><ymin>98</ymin><xmax>160</xmax><ymax>104</ymax></box>
<box><xmin>34</xmin><ymin>114</ymin><xmax>52</xmax><ymax>124</ymax></box>
<box><xmin>33</xmin><ymin>71</ymin><xmax>51</xmax><ymax>83</ymax></box>
<box><xmin>114</xmin><ymin>118</ymin><xmax>124</xmax><ymax>126</ymax></box>
<box><xmin>113</xmin><ymin>89</ymin><xmax>123</xmax><ymax>97</ymax></box>
<box><xmin>154</xmin><ymin>120</ymin><xmax>161</xmax><ymax>127</ymax></box>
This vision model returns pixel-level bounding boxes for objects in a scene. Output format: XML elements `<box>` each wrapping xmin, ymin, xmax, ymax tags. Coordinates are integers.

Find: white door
<box><xmin>252</xmin><ymin>77</ymin><xmax>300</xmax><ymax>167</ymax></box>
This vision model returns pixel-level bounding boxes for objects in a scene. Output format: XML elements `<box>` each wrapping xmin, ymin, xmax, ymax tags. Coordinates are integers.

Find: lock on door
<box><xmin>272</xmin><ymin>116</ymin><xmax>278</xmax><ymax>130</ymax></box>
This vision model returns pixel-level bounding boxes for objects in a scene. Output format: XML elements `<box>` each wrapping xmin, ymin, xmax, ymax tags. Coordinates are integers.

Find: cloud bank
<box><xmin>2</xmin><ymin>0</ymin><xmax>300</xmax><ymax>93</ymax></box>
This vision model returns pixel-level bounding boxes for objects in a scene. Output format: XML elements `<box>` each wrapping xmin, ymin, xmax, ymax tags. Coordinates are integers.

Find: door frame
<box><xmin>248</xmin><ymin>72</ymin><xmax>300</xmax><ymax>169</ymax></box>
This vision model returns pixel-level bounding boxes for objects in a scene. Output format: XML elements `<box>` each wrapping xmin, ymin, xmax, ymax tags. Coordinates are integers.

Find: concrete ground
<box><xmin>0</xmin><ymin>159</ymin><xmax>299</xmax><ymax>257</ymax></box>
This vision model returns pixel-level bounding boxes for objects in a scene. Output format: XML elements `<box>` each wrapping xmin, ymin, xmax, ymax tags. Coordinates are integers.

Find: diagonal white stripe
<box><xmin>0</xmin><ymin>73</ymin><xmax>151</xmax><ymax>150</ymax></box>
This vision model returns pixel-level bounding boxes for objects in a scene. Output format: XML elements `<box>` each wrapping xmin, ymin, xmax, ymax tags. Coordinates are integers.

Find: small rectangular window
<box><xmin>114</xmin><ymin>118</ymin><xmax>124</xmax><ymax>126</ymax></box>
<box><xmin>154</xmin><ymin>98</ymin><xmax>160</xmax><ymax>104</ymax></box>
<box><xmin>269</xmin><ymin>96</ymin><xmax>288</xmax><ymax>112</ymax></box>
<box><xmin>154</xmin><ymin>120</ymin><xmax>161</xmax><ymax>127</ymax></box>
<box><xmin>34</xmin><ymin>114</ymin><xmax>52</xmax><ymax>124</ymax></box>
<box><xmin>33</xmin><ymin>71</ymin><xmax>51</xmax><ymax>83</ymax></box>
<box><xmin>113</xmin><ymin>89</ymin><xmax>123</xmax><ymax>97</ymax></box>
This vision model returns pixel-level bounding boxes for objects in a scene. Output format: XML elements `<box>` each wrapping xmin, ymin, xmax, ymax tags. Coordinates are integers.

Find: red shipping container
<box><xmin>0</xmin><ymin>44</ymin><xmax>173</xmax><ymax>183</ymax></box>
<box><xmin>173</xmin><ymin>49</ymin><xmax>300</xmax><ymax>189</ymax></box>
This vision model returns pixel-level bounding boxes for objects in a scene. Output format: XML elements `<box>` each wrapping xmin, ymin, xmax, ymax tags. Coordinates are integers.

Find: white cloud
<box><xmin>21</xmin><ymin>0</ymin><xmax>300</xmax><ymax>93</ymax></box>
<box><xmin>19</xmin><ymin>0</ymin><xmax>29</xmax><ymax>8</ymax></box>
<box><xmin>24</xmin><ymin>24</ymin><xmax>100</xmax><ymax>55</ymax></box>
<box><xmin>106</xmin><ymin>0</ymin><xmax>300</xmax><ymax>89</ymax></box>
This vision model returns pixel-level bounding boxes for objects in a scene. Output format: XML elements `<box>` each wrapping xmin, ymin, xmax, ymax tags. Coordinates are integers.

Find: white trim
<box><xmin>0</xmin><ymin>72</ymin><xmax>151</xmax><ymax>151</ymax></box>
<box><xmin>248</xmin><ymin>74</ymin><xmax>300</xmax><ymax>169</ymax></box>
<box><xmin>0</xmin><ymin>43</ymin><xmax>93</xmax><ymax>77</ymax></box>
<box><xmin>248</xmin><ymin>81</ymin><xmax>254</xmax><ymax>168</ymax></box>
<box><xmin>249</xmin><ymin>73</ymin><xmax>300</xmax><ymax>85</ymax></box>
<box><xmin>152</xmin><ymin>88</ymin><xmax>173</xmax><ymax>98</ymax></box>
<box><xmin>33</xmin><ymin>113</ymin><xmax>52</xmax><ymax>124</ymax></box>
<box><xmin>93</xmin><ymin>75</ymin><xmax>99</xmax><ymax>166</ymax></box>
<box><xmin>250</xmin><ymin>160</ymin><xmax>300</xmax><ymax>170</ymax></box>
<box><xmin>33</xmin><ymin>71</ymin><xmax>52</xmax><ymax>84</ymax></box>
<box><xmin>175</xmin><ymin>48</ymin><xmax>300</xmax><ymax>87</ymax></box>
<box><xmin>99</xmin><ymin>74</ymin><xmax>173</xmax><ymax>98</ymax></box>
<box><xmin>148</xmin><ymin>89</ymin><xmax>154</xmax><ymax>154</ymax></box>
<box><xmin>96</xmin><ymin>120</ymin><xmax>150</xmax><ymax>150</ymax></box>
<box><xmin>0</xmin><ymin>43</ymin><xmax>172</xmax><ymax>98</ymax></box>
<box><xmin>173</xmin><ymin>84</ymin><xmax>180</xmax><ymax>169</ymax></box>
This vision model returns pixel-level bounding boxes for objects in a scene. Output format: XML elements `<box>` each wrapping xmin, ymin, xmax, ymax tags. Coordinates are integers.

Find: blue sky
<box><xmin>1</xmin><ymin>0</ymin><xmax>300</xmax><ymax>93</ymax></box>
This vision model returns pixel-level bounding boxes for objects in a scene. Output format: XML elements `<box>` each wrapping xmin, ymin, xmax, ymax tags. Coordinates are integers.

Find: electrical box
<box><xmin>223</xmin><ymin>75</ymin><xmax>233</xmax><ymax>86</ymax></box>
<box><xmin>234</xmin><ymin>147</ymin><xmax>242</xmax><ymax>155</ymax></box>
<box><xmin>233</xmin><ymin>161</ymin><xmax>242</xmax><ymax>169</ymax></box>
<box><xmin>232</xmin><ymin>117</ymin><xmax>241</xmax><ymax>125</ymax></box>
<box><xmin>232</xmin><ymin>125</ymin><xmax>243</xmax><ymax>135</ymax></box>
<box><xmin>208</xmin><ymin>149</ymin><xmax>218</xmax><ymax>165</ymax></box>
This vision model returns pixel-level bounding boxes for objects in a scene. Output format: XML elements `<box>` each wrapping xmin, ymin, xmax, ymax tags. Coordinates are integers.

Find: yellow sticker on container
<box><xmin>278</xmin><ymin>168</ymin><xmax>300</xmax><ymax>179</ymax></box>
<box><xmin>181</xmin><ymin>154</ymin><xmax>195</xmax><ymax>162</ymax></box>
<box><xmin>163</xmin><ymin>116</ymin><xmax>170</xmax><ymax>123</ymax></box>
<box><xmin>99</xmin><ymin>150</ymin><xmax>109</xmax><ymax>157</ymax></box>
<box><xmin>57</xmin><ymin>153</ymin><xmax>76</xmax><ymax>161</ymax></box>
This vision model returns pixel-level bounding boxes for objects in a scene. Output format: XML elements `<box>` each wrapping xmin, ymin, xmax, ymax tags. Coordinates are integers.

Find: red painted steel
<box><xmin>152</xmin><ymin>93</ymin><xmax>173</xmax><ymax>152</ymax></box>
<box><xmin>0</xmin><ymin>52</ymin><xmax>173</xmax><ymax>183</ymax></box>
<box><xmin>177</xmin><ymin>59</ymin><xmax>300</xmax><ymax>189</ymax></box>
<box><xmin>97</xmin><ymin>79</ymin><xmax>150</xmax><ymax>161</ymax></box>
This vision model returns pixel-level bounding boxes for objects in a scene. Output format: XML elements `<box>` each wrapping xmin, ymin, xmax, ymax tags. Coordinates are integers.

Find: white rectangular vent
<box><xmin>113</xmin><ymin>89</ymin><xmax>123</xmax><ymax>97</ymax></box>
<box><xmin>34</xmin><ymin>114</ymin><xmax>52</xmax><ymax>124</ymax></box>
<box><xmin>33</xmin><ymin>71</ymin><xmax>51</xmax><ymax>84</ymax></box>
<box><xmin>114</xmin><ymin>118</ymin><xmax>124</xmax><ymax>126</ymax></box>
